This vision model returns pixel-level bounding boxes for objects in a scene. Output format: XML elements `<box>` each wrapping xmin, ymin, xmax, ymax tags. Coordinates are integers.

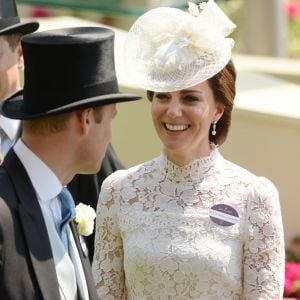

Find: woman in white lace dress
<box><xmin>92</xmin><ymin>1</ymin><xmax>285</xmax><ymax>299</ymax></box>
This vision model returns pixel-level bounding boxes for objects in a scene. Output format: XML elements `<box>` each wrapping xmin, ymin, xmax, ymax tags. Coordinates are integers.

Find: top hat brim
<box><xmin>1</xmin><ymin>90</ymin><xmax>141</xmax><ymax>120</ymax></box>
<box><xmin>0</xmin><ymin>21</ymin><xmax>39</xmax><ymax>35</ymax></box>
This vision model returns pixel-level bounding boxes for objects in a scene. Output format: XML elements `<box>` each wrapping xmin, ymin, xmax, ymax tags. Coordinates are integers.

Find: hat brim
<box><xmin>0</xmin><ymin>90</ymin><xmax>141</xmax><ymax>120</ymax></box>
<box><xmin>0</xmin><ymin>21</ymin><xmax>39</xmax><ymax>35</ymax></box>
<box><xmin>124</xmin><ymin>5</ymin><xmax>235</xmax><ymax>92</ymax></box>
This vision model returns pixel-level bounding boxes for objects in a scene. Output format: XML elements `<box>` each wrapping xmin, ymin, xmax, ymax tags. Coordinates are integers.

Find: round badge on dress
<box><xmin>209</xmin><ymin>204</ymin><xmax>239</xmax><ymax>227</ymax></box>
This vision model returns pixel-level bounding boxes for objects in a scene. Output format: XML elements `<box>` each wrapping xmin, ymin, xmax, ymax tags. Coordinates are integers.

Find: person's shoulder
<box><xmin>221</xmin><ymin>158</ymin><xmax>278</xmax><ymax>198</ymax></box>
<box><xmin>101</xmin><ymin>156</ymin><xmax>160</xmax><ymax>187</ymax></box>
<box><xmin>0</xmin><ymin>165</ymin><xmax>12</xmax><ymax>191</ymax></box>
<box><xmin>0</xmin><ymin>165</ymin><xmax>19</xmax><ymax>211</ymax></box>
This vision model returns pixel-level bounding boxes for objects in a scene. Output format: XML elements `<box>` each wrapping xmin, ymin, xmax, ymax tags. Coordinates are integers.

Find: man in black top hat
<box><xmin>0</xmin><ymin>0</ymin><xmax>123</xmax><ymax>263</ymax></box>
<box><xmin>0</xmin><ymin>0</ymin><xmax>38</xmax><ymax>157</ymax></box>
<box><xmin>0</xmin><ymin>26</ymin><xmax>140</xmax><ymax>299</ymax></box>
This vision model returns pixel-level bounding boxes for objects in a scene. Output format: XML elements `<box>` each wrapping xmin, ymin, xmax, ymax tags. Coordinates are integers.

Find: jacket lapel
<box><xmin>4</xmin><ymin>150</ymin><xmax>60</xmax><ymax>300</ymax></box>
<box><xmin>70</xmin><ymin>222</ymin><xmax>98</xmax><ymax>300</ymax></box>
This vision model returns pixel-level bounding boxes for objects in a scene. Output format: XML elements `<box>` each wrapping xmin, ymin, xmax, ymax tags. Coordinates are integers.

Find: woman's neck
<box><xmin>163</xmin><ymin>143</ymin><xmax>213</xmax><ymax>166</ymax></box>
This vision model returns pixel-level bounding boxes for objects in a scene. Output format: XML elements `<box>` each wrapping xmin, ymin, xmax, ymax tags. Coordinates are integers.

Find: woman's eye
<box><xmin>155</xmin><ymin>93</ymin><xmax>169</xmax><ymax>100</ymax></box>
<box><xmin>184</xmin><ymin>95</ymin><xmax>199</xmax><ymax>102</ymax></box>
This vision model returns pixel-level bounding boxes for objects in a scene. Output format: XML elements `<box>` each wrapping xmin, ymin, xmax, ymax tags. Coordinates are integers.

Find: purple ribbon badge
<box><xmin>209</xmin><ymin>204</ymin><xmax>239</xmax><ymax>227</ymax></box>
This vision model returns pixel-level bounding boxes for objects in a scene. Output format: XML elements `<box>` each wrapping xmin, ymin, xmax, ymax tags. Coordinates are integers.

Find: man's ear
<box><xmin>17</xmin><ymin>42</ymin><xmax>24</xmax><ymax>70</ymax></box>
<box><xmin>75</xmin><ymin>108</ymin><xmax>94</xmax><ymax>134</ymax></box>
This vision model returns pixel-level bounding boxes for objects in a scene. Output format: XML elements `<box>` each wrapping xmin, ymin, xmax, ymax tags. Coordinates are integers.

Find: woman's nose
<box><xmin>166</xmin><ymin>100</ymin><xmax>182</xmax><ymax>118</ymax></box>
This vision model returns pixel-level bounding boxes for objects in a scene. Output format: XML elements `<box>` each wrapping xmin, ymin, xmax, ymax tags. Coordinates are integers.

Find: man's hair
<box><xmin>3</xmin><ymin>33</ymin><xmax>22</xmax><ymax>51</ymax></box>
<box><xmin>93</xmin><ymin>106</ymin><xmax>104</xmax><ymax>123</ymax></box>
<box><xmin>23</xmin><ymin>112</ymin><xmax>74</xmax><ymax>135</ymax></box>
<box><xmin>23</xmin><ymin>106</ymin><xmax>105</xmax><ymax>135</ymax></box>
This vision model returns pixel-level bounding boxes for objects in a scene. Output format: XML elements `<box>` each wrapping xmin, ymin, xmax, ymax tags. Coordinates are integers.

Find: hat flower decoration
<box><xmin>124</xmin><ymin>0</ymin><xmax>236</xmax><ymax>92</ymax></box>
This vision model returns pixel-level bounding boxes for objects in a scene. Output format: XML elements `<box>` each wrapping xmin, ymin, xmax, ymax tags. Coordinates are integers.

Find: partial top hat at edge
<box><xmin>0</xmin><ymin>27</ymin><xmax>141</xmax><ymax>120</ymax></box>
<box><xmin>0</xmin><ymin>0</ymin><xmax>39</xmax><ymax>35</ymax></box>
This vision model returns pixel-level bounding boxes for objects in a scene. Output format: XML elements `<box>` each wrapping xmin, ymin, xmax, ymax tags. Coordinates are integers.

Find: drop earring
<box><xmin>212</xmin><ymin>121</ymin><xmax>217</xmax><ymax>136</ymax></box>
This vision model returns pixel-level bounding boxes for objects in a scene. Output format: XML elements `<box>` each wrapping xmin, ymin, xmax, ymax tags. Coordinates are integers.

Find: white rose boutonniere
<box><xmin>74</xmin><ymin>203</ymin><xmax>96</xmax><ymax>236</ymax></box>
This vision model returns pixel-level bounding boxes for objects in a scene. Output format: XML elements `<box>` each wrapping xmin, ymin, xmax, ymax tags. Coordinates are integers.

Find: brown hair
<box><xmin>207</xmin><ymin>59</ymin><xmax>236</xmax><ymax>145</ymax></box>
<box><xmin>23</xmin><ymin>106</ymin><xmax>105</xmax><ymax>135</ymax></box>
<box><xmin>23</xmin><ymin>112</ymin><xmax>74</xmax><ymax>135</ymax></box>
<box><xmin>146</xmin><ymin>59</ymin><xmax>236</xmax><ymax>145</ymax></box>
<box><xmin>3</xmin><ymin>33</ymin><xmax>22</xmax><ymax>51</ymax></box>
<box><xmin>93</xmin><ymin>106</ymin><xmax>104</xmax><ymax>123</ymax></box>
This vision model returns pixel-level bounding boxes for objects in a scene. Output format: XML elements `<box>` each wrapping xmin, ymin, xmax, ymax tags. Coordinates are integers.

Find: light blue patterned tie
<box><xmin>57</xmin><ymin>187</ymin><xmax>75</xmax><ymax>253</ymax></box>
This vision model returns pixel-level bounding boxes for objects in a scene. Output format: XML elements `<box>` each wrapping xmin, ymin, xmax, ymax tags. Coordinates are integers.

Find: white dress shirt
<box><xmin>14</xmin><ymin>138</ymin><xmax>62</xmax><ymax>228</ymax></box>
<box><xmin>0</xmin><ymin>115</ymin><xmax>20</xmax><ymax>156</ymax></box>
<box><xmin>14</xmin><ymin>139</ymin><xmax>89</xmax><ymax>300</ymax></box>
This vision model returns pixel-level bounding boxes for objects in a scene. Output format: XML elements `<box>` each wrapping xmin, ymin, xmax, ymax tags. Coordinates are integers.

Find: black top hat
<box><xmin>0</xmin><ymin>0</ymin><xmax>39</xmax><ymax>35</ymax></box>
<box><xmin>1</xmin><ymin>27</ymin><xmax>141</xmax><ymax>120</ymax></box>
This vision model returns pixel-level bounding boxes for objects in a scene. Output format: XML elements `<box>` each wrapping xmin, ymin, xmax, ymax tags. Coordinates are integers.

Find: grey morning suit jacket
<box><xmin>0</xmin><ymin>149</ymin><xmax>98</xmax><ymax>300</ymax></box>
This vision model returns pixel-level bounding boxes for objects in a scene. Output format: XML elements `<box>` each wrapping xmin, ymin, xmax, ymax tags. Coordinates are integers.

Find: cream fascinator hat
<box><xmin>124</xmin><ymin>0</ymin><xmax>236</xmax><ymax>92</ymax></box>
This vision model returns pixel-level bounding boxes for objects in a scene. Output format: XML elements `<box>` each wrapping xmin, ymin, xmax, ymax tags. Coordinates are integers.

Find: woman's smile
<box><xmin>164</xmin><ymin>123</ymin><xmax>190</xmax><ymax>132</ymax></box>
<box><xmin>151</xmin><ymin>81</ymin><xmax>224</xmax><ymax>164</ymax></box>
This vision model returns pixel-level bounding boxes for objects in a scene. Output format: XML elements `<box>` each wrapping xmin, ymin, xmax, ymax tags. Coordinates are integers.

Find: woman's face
<box><xmin>151</xmin><ymin>80</ymin><xmax>224</xmax><ymax>164</ymax></box>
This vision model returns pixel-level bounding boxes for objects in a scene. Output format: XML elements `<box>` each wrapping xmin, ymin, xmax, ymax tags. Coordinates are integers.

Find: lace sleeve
<box><xmin>243</xmin><ymin>177</ymin><xmax>285</xmax><ymax>300</ymax></box>
<box><xmin>92</xmin><ymin>174</ymin><xmax>125</xmax><ymax>300</ymax></box>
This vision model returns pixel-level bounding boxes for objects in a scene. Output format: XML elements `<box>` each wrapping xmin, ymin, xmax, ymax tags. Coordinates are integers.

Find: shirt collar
<box><xmin>0</xmin><ymin>115</ymin><xmax>20</xmax><ymax>141</ymax></box>
<box><xmin>14</xmin><ymin>139</ymin><xmax>63</xmax><ymax>202</ymax></box>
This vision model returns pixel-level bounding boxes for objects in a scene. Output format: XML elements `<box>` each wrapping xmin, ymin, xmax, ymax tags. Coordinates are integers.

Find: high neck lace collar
<box><xmin>160</xmin><ymin>146</ymin><xmax>220</xmax><ymax>182</ymax></box>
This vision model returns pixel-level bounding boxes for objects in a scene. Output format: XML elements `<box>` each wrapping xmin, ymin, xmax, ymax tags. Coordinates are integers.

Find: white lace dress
<box><xmin>92</xmin><ymin>148</ymin><xmax>285</xmax><ymax>300</ymax></box>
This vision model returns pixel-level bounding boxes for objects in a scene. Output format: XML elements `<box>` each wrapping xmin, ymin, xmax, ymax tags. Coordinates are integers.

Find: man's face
<box><xmin>81</xmin><ymin>104</ymin><xmax>117</xmax><ymax>174</ymax></box>
<box><xmin>0</xmin><ymin>35</ymin><xmax>22</xmax><ymax>101</ymax></box>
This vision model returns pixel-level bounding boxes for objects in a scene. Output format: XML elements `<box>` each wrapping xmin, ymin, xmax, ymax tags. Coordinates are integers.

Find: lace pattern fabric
<box><xmin>92</xmin><ymin>150</ymin><xmax>284</xmax><ymax>299</ymax></box>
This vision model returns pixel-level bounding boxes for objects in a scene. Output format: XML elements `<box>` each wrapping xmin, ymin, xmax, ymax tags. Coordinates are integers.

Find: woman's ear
<box><xmin>214</xmin><ymin>102</ymin><xmax>225</xmax><ymax>123</ymax></box>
